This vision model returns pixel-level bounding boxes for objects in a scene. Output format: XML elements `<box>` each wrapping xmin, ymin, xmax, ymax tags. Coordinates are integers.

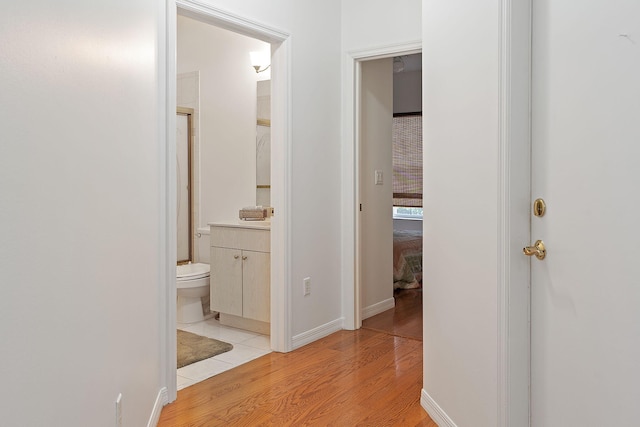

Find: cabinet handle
<box><xmin>233</xmin><ymin>255</ymin><xmax>239</xmax><ymax>259</ymax></box>
<box><xmin>242</xmin><ymin>256</ymin><xmax>248</xmax><ymax>260</ymax></box>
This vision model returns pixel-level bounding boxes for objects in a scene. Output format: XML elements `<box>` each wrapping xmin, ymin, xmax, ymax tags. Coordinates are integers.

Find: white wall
<box><xmin>0</xmin><ymin>1</ymin><xmax>163</xmax><ymax>426</ymax></box>
<box><xmin>360</xmin><ymin>58</ymin><xmax>394</xmax><ymax>317</ymax></box>
<box><xmin>422</xmin><ymin>1</ymin><xmax>500</xmax><ymax>426</ymax></box>
<box><xmin>177</xmin><ymin>15</ymin><xmax>270</xmax><ymax>226</ymax></box>
<box><xmin>288</xmin><ymin>1</ymin><xmax>343</xmax><ymax>337</ymax></box>
<box><xmin>342</xmin><ymin>0</ymin><xmax>422</xmax><ymax>50</ymax></box>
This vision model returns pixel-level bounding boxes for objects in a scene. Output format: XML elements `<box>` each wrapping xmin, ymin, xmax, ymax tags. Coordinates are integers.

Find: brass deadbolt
<box><xmin>533</xmin><ymin>198</ymin><xmax>546</xmax><ymax>217</ymax></box>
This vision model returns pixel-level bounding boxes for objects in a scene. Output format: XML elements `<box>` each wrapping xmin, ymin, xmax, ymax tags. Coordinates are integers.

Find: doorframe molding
<box><xmin>161</xmin><ymin>0</ymin><xmax>292</xmax><ymax>403</ymax></box>
<box><xmin>341</xmin><ymin>41</ymin><xmax>421</xmax><ymax>330</ymax></box>
<box><xmin>497</xmin><ymin>0</ymin><xmax>531</xmax><ymax>425</ymax></box>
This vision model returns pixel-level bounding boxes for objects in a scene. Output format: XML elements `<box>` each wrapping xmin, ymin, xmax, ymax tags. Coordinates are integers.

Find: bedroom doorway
<box><xmin>356</xmin><ymin>51</ymin><xmax>423</xmax><ymax>339</ymax></box>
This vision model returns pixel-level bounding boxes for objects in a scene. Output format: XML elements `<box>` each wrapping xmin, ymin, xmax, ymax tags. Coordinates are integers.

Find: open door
<box><xmin>358</xmin><ymin>58</ymin><xmax>394</xmax><ymax>324</ymax></box>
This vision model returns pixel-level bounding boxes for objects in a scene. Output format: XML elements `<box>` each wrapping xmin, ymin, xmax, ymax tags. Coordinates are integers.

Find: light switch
<box><xmin>375</xmin><ymin>170</ymin><xmax>383</xmax><ymax>185</ymax></box>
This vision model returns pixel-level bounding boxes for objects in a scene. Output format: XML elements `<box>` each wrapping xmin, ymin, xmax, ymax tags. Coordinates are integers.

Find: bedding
<box><xmin>393</xmin><ymin>229</ymin><xmax>423</xmax><ymax>290</ymax></box>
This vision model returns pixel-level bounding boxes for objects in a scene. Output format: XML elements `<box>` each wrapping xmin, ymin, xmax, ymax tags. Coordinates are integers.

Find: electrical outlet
<box><xmin>303</xmin><ymin>277</ymin><xmax>311</xmax><ymax>296</ymax></box>
<box><xmin>115</xmin><ymin>393</ymin><xmax>122</xmax><ymax>427</ymax></box>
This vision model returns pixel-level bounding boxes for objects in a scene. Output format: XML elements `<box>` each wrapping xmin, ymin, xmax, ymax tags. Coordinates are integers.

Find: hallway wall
<box><xmin>0</xmin><ymin>0</ymin><xmax>164</xmax><ymax>425</ymax></box>
<box><xmin>422</xmin><ymin>1</ymin><xmax>501</xmax><ymax>425</ymax></box>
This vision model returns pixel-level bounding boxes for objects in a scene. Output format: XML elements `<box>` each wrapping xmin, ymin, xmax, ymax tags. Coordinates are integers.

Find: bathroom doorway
<box><xmin>175</xmin><ymin>14</ymin><xmax>271</xmax><ymax>388</ymax></box>
<box><xmin>164</xmin><ymin>1</ymin><xmax>292</xmax><ymax>399</ymax></box>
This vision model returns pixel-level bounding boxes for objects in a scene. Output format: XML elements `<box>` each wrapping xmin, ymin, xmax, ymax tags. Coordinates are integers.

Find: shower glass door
<box><xmin>176</xmin><ymin>110</ymin><xmax>192</xmax><ymax>263</ymax></box>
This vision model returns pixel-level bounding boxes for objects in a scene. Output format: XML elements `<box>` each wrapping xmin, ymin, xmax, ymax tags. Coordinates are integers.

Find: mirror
<box><xmin>256</xmin><ymin>80</ymin><xmax>270</xmax><ymax>206</ymax></box>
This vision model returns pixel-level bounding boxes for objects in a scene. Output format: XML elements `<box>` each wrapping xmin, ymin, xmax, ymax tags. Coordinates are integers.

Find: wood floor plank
<box><xmin>158</xmin><ymin>330</ymin><xmax>432</xmax><ymax>426</ymax></box>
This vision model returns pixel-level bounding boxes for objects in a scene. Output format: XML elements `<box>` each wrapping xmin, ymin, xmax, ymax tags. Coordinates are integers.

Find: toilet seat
<box><xmin>177</xmin><ymin>263</ymin><xmax>210</xmax><ymax>281</ymax></box>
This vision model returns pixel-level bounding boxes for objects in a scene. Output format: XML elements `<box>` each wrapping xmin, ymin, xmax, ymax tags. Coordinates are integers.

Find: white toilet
<box><xmin>176</xmin><ymin>262</ymin><xmax>210</xmax><ymax>324</ymax></box>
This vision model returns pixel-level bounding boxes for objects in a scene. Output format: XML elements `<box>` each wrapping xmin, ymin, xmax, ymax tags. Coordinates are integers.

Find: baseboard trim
<box><xmin>147</xmin><ymin>387</ymin><xmax>169</xmax><ymax>427</ymax></box>
<box><xmin>421</xmin><ymin>389</ymin><xmax>457</xmax><ymax>427</ymax></box>
<box><xmin>291</xmin><ymin>318</ymin><xmax>343</xmax><ymax>350</ymax></box>
<box><xmin>361</xmin><ymin>297</ymin><xmax>395</xmax><ymax>320</ymax></box>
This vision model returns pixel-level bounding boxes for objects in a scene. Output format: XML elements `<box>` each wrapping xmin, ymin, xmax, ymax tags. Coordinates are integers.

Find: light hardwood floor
<box><xmin>159</xmin><ymin>328</ymin><xmax>433</xmax><ymax>426</ymax></box>
<box><xmin>362</xmin><ymin>288</ymin><xmax>423</xmax><ymax>341</ymax></box>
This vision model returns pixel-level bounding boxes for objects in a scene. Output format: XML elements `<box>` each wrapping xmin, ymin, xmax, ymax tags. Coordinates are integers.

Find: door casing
<box><xmin>495</xmin><ymin>0</ymin><xmax>532</xmax><ymax>425</ymax></box>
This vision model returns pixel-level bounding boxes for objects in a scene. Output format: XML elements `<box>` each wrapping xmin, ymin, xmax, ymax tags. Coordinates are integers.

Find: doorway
<box><xmin>341</xmin><ymin>42</ymin><xmax>421</xmax><ymax>331</ymax></box>
<box><xmin>357</xmin><ymin>54</ymin><xmax>423</xmax><ymax>340</ymax></box>
<box><xmin>164</xmin><ymin>0</ymin><xmax>292</xmax><ymax>402</ymax></box>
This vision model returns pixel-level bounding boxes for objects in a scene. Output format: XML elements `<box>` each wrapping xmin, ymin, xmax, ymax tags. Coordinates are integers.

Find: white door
<box><xmin>358</xmin><ymin>58</ymin><xmax>394</xmax><ymax>321</ymax></box>
<box><xmin>531</xmin><ymin>1</ymin><xmax>640</xmax><ymax>425</ymax></box>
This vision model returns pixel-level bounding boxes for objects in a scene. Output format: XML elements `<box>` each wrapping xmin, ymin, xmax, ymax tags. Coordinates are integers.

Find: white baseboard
<box><xmin>361</xmin><ymin>297</ymin><xmax>395</xmax><ymax>320</ymax></box>
<box><xmin>421</xmin><ymin>388</ymin><xmax>457</xmax><ymax>427</ymax></box>
<box><xmin>291</xmin><ymin>318</ymin><xmax>343</xmax><ymax>350</ymax></box>
<box><xmin>147</xmin><ymin>387</ymin><xmax>169</xmax><ymax>427</ymax></box>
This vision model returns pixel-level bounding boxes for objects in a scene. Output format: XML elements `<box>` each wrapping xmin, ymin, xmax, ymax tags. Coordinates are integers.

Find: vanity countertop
<box><xmin>209</xmin><ymin>220</ymin><xmax>271</xmax><ymax>230</ymax></box>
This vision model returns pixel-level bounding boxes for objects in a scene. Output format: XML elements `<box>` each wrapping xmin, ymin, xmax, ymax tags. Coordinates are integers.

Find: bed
<box><xmin>393</xmin><ymin>229</ymin><xmax>423</xmax><ymax>290</ymax></box>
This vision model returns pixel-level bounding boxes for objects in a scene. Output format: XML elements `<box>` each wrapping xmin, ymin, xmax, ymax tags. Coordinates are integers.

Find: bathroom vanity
<box><xmin>209</xmin><ymin>221</ymin><xmax>270</xmax><ymax>334</ymax></box>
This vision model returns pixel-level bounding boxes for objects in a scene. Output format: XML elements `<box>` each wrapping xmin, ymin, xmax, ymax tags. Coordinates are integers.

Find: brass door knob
<box><xmin>523</xmin><ymin>240</ymin><xmax>546</xmax><ymax>260</ymax></box>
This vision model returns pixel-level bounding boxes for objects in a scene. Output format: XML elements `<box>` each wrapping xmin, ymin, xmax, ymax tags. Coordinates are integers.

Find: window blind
<box><xmin>392</xmin><ymin>113</ymin><xmax>423</xmax><ymax>207</ymax></box>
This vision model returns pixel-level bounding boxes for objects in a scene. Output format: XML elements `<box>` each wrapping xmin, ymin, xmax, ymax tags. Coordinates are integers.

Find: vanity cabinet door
<box><xmin>210</xmin><ymin>246</ymin><xmax>243</xmax><ymax>317</ymax></box>
<box><xmin>241</xmin><ymin>250</ymin><xmax>270</xmax><ymax>323</ymax></box>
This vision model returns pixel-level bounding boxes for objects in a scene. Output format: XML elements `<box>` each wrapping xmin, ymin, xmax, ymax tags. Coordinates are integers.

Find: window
<box><xmin>393</xmin><ymin>113</ymin><xmax>422</xmax><ymax>218</ymax></box>
<box><xmin>393</xmin><ymin>206</ymin><xmax>424</xmax><ymax>220</ymax></box>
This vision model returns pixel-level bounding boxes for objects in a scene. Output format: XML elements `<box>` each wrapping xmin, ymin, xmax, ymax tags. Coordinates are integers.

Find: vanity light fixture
<box><xmin>250</xmin><ymin>51</ymin><xmax>271</xmax><ymax>73</ymax></box>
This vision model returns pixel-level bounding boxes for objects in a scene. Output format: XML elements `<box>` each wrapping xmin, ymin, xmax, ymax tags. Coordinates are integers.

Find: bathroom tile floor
<box><xmin>176</xmin><ymin>317</ymin><xmax>272</xmax><ymax>390</ymax></box>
